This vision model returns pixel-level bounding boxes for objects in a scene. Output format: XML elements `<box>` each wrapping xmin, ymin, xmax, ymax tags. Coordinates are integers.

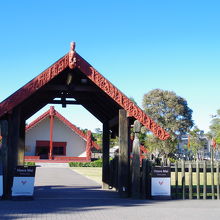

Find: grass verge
<box><xmin>70</xmin><ymin>167</ymin><xmax>102</xmax><ymax>185</ymax></box>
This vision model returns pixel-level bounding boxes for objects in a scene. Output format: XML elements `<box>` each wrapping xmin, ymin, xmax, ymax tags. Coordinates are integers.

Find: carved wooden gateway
<box><xmin>0</xmin><ymin>43</ymin><xmax>169</xmax><ymax>199</ymax></box>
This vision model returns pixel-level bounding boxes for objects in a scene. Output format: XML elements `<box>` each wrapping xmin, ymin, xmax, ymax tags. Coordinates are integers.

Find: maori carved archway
<box><xmin>0</xmin><ymin>42</ymin><xmax>169</xmax><ymax>140</ymax></box>
<box><xmin>0</xmin><ymin>42</ymin><xmax>170</xmax><ymax>200</ymax></box>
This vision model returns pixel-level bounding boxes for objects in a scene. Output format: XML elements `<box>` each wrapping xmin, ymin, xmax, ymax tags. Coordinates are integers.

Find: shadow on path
<box><xmin>0</xmin><ymin>167</ymin><xmax>183</xmax><ymax>219</ymax></box>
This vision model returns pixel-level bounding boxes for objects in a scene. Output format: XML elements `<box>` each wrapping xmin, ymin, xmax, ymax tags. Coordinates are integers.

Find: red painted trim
<box><xmin>49</xmin><ymin>107</ymin><xmax>55</xmax><ymax>159</ymax></box>
<box><xmin>140</xmin><ymin>145</ymin><xmax>148</xmax><ymax>153</ymax></box>
<box><xmin>26</xmin><ymin>110</ymin><xmax>50</xmax><ymax>131</ymax></box>
<box><xmin>25</xmin><ymin>156</ymin><xmax>40</xmax><ymax>160</ymax></box>
<box><xmin>24</xmin><ymin>156</ymin><xmax>89</xmax><ymax>162</ymax></box>
<box><xmin>0</xmin><ymin>54</ymin><xmax>69</xmax><ymax>118</ymax></box>
<box><xmin>36</xmin><ymin>140</ymin><xmax>50</xmax><ymax>146</ymax></box>
<box><xmin>75</xmin><ymin>52</ymin><xmax>170</xmax><ymax>141</ymax></box>
<box><xmin>86</xmin><ymin>130</ymin><xmax>92</xmax><ymax>161</ymax></box>
<box><xmin>53</xmin><ymin>157</ymin><xmax>88</xmax><ymax>161</ymax></box>
<box><xmin>55</xmin><ymin>110</ymin><xmax>87</xmax><ymax>140</ymax></box>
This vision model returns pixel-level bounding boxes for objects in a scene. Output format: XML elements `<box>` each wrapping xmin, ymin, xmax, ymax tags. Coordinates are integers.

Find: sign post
<box><xmin>151</xmin><ymin>166</ymin><xmax>171</xmax><ymax>199</ymax></box>
<box><xmin>12</xmin><ymin>166</ymin><xmax>36</xmax><ymax>198</ymax></box>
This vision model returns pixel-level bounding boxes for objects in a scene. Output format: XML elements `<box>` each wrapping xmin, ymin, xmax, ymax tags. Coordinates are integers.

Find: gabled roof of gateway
<box><xmin>26</xmin><ymin>106</ymin><xmax>100</xmax><ymax>150</ymax></box>
<box><xmin>0</xmin><ymin>42</ymin><xmax>169</xmax><ymax>140</ymax></box>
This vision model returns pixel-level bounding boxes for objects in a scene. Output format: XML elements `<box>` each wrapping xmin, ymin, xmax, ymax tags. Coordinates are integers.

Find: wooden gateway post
<box><xmin>0</xmin><ymin>120</ymin><xmax>10</xmax><ymax>199</ymax></box>
<box><xmin>118</xmin><ymin>109</ymin><xmax>131</xmax><ymax>198</ymax></box>
<box><xmin>131</xmin><ymin>120</ymin><xmax>141</xmax><ymax>199</ymax></box>
<box><xmin>102</xmin><ymin>121</ymin><xmax>110</xmax><ymax>189</ymax></box>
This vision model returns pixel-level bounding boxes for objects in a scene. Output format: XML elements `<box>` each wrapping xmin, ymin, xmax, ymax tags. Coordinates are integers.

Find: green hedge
<box><xmin>69</xmin><ymin>159</ymin><xmax>102</xmax><ymax>167</ymax></box>
<box><xmin>24</xmin><ymin>162</ymin><xmax>36</xmax><ymax>166</ymax></box>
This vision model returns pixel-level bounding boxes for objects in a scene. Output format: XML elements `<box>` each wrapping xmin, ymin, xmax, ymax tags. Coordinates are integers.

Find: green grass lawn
<box><xmin>70</xmin><ymin>167</ymin><xmax>102</xmax><ymax>185</ymax></box>
<box><xmin>70</xmin><ymin>167</ymin><xmax>219</xmax><ymax>199</ymax></box>
<box><xmin>71</xmin><ymin>167</ymin><xmax>218</xmax><ymax>186</ymax></box>
<box><xmin>171</xmin><ymin>172</ymin><xmax>218</xmax><ymax>186</ymax></box>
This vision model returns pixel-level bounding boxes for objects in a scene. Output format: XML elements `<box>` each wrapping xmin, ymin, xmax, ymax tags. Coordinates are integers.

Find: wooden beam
<box><xmin>0</xmin><ymin>120</ymin><xmax>9</xmax><ymax>199</ymax></box>
<box><xmin>44</xmin><ymin>85</ymin><xmax>98</xmax><ymax>92</ymax></box>
<box><xmin>61</xmin><ymin>96</ymin><xmax>66</xmax><ymax>108</ymax></box>
<box><xmin>48</xmin><ymin>100</ymin><xmax>81</xmax><ymax>105</ymax></box>
<box><xmin>108</xmin><ymin>115</ymin><xmax>119</xmax><ymax>128</ymax></box>
<box><xmin>10</xmin><ymin>108</ymin><xmax>21</xmax><ymax>167</ymax></box>
<box><xmin>49</xmin><ymin>107</ymin><xmax>55</xmax><ymax>159</ymax></box>
<box><xmin>118</xmin><ymin>109</ymin><xmax>130</xmax><ymax>198</ymax></box>
<box><xmin>102</xmin><ymin>121</ymin><xmax>110</xmax><ymax>189</ymax></box>
<box><xmin>17</xmin><ymin>118</ymin><xmax>26</xmax><ymax>165</ymax></box>
<box><xmin>0</xmin><ymin>108</ymin><xmax>21</xmax><ymax>199</ymax></box>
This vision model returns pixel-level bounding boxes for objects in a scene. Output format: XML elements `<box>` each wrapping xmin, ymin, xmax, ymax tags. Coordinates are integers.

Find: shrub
<box><xmin>24</xmin><ymin>162</ymin><xmax>36</xmax><ymax>166</ymax></box>
<box><xmin>69</xmin><ymin>159</ymin><xmax>103</xmax><ymax>167</ymax></box>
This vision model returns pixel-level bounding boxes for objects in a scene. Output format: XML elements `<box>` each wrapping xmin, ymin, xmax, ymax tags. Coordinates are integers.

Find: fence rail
<box><xmin>171</xmin><ymin>160</ymin><xmax>220</xmax><ymax>200</ymax></box>
<box><xmin>109</xmin><ymin>157</ymin><xmax>220</xmax><ymax>200</ymax></box>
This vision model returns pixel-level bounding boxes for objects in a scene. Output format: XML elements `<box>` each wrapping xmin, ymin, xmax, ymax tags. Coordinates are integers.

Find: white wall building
<box><xmin>25</xmin><ymin>106</ymin><xmax>100</xmax><ymax>162</ymax></box>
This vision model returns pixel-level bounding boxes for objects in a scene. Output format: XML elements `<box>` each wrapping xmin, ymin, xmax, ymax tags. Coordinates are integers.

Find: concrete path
<box><xmin>0</xmin><ymin>167</ymin><xmax>220</xmax><ymax>219</ymax></box>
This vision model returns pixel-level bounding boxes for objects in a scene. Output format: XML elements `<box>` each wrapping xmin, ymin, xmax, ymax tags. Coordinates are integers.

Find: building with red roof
<box><xmin>25</xmin><ymin>106</ymin><xmax>100</xmax><ymax>162</ymax></box>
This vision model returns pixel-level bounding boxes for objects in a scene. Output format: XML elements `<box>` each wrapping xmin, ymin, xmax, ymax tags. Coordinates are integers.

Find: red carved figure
<box><xmin>69</xmin><ymin>42</ymin><xmax>76</xmax><ymax>69</ymax></box>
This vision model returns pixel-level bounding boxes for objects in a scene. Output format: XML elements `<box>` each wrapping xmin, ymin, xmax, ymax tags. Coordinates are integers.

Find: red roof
<box><xmin>26</xmin><ymin>107</ymin><xmax>100</xmax><ymax>150</ymax></box>
<box><xmin>0</xmin><ymin>42</ymin><xmax>169</xmax><ymax>140</ymax></box>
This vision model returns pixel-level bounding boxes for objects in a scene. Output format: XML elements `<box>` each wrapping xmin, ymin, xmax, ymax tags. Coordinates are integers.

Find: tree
<box><xmin>187</xmin><ymin>126</ymin><xmax>207</xmax><ymax>160</ymax></box>
<box><xmin>92</xmin><ymin>128</ymin><xmax>119</xmax><ymax>150</ymax></box>
<box><xmin>142</xmin><ymin>89</ymin><xmax>194</xmax><ymax>157</ymax></box>
<box><xmin>209</xmin><ymin>109</ymin><xmax>220</xmax><ymax>145</ymax></box>
<box><xmin>93</xmin><ymin>128</ymin><xmax>103</xmax><ymax>148</ymax></box>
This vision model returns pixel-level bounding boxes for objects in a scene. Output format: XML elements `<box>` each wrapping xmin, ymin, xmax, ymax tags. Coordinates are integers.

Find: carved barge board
<box><xmin>0</xmin><ymin>44</ymin><xmax>169</xmax><ymax>141</ymax></box>
<box><xmin>0</xmin><ymin>54</ymin><xmax>69</xmax><ymax>117</ymax></box>
<box><xmin>75</xmin><ymin>53</ymin><xmax>170</xmax><ymax>141</ymax></box>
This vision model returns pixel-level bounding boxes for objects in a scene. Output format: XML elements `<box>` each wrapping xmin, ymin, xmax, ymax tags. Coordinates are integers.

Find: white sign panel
<box><xmin>151</xmin><ymin>166</ymin><xmax>171</xmax><ymax>198</ymax></box>
<box><xmin>12</xmin><ymin>166</ymin><xmax>36</xmax><ymax>197</ymax></box>
<box><xmin>12</xmin><ymin>177</ymin><xmax>35</xmax><ymax>196</ymax></box>
<box><xmin>0</xmin><ymin>175</ymin><xmax>3</xmax><ymax>196</ymax></box>
<box><xmin>151</xmin><ymin>177</ymin><xmax>171</xmax><ymax>196</ymax></box>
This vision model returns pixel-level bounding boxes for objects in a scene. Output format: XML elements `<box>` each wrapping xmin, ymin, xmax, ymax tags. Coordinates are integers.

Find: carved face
<box><xmin>70</xmin><ymin>42</ymin><xmax>75</xmax><ymax>51</ymax></box>
<box><xmin>134</xmin><ymin>120</ymin><xmax>141</xmax><ymax>133</ymax></box>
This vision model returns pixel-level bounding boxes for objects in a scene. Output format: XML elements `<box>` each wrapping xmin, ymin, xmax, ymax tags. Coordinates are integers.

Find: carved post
<box><xmin>131</xmin><ymin>120</ymin><xmax>141</xmax><ymax>199</ymax></box>
<box><xmin>49</xmin><ymin>106</ymin><xmax>55</xmax><ymax>160</ymax></box>
<box><xmin>118</xmin><ymin>109</ymin><xmax>130</xmax><ymax>198</ymax></box>
<box><xmin>86</xmin><ymin>130</ymin><xmax>92</xmax><ymax>161</ymax></box>
<box><xmin>102</xmin><ymin>122</ymin><xmax>110</xmax><ymax>189</ymax></box>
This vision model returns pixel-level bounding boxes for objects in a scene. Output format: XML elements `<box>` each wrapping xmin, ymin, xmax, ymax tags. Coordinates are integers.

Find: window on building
<box><xmin>53</xmin><ymin>146</ymin><xmax>65</xmax><ymax>155</ymax></box>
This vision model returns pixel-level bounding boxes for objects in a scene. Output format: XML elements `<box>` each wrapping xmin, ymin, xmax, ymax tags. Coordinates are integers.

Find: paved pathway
<box><xmin>1</xmin><ymin>167</ymin><xmax>220</xmax><ymax>219</ymax></box>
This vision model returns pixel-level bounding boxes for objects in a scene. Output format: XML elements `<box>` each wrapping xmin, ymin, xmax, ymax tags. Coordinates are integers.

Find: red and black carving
<box><xmin>0</xmin><ymin>54</ymin><xmax>69</xmax><ymax>117</ymax></box>
<box><xmin>86</xmin><ymin>130</ymin><xmax>92</xmax><ymax>160</ymax></box>
<box><xmin>75</xmin><ymin>53</ymin><xmax>170</xmax><ymax>140</ymax></box>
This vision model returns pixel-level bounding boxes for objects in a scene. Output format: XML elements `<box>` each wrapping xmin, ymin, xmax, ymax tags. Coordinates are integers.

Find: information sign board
<box><xmin>151</xmin><ymin>166</ymin><xmax>171</xmax><ymax>198</ymax></box>
<box><xmin>12</xmin><ymin>166</ymin><xmax>36</xmax><ymax>197</ymax></box>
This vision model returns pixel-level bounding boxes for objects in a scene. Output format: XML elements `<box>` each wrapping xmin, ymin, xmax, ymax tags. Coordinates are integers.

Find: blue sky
<box><xmin>0</xmin><ymin>0</ymin><xmax>220</xmax><ymax>132</ymax></box>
